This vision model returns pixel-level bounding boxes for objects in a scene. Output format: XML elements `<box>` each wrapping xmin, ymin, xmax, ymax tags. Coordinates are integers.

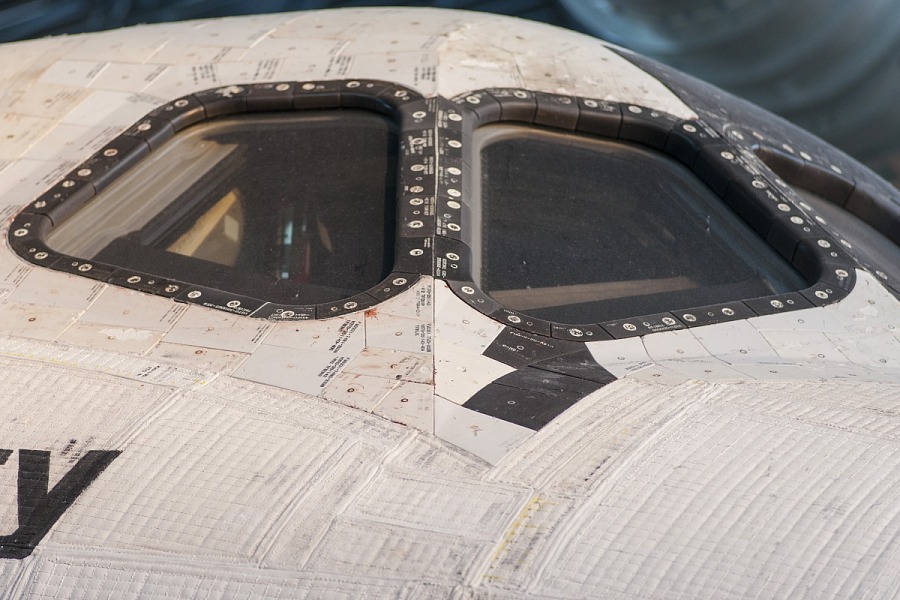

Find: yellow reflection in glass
<box><xmin>167</xmin><ymin>189</ymin><xmax>244</xmax><ymax>266</ymax></box>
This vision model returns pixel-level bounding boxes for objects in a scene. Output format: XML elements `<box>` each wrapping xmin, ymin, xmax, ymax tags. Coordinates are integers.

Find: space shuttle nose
<box><xmin>0</xmin><ymin>7</ymin><xmax>897</xmax><ymax>599</ymax></box>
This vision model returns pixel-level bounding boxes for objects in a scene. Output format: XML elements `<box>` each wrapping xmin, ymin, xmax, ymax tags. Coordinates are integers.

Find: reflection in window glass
<box><xmin>48</xmin><ymin>111</ymin><xmax>398</xmax><ymax>304</ymax></box>
<box><xmin>166</xmin><ymin>189</ymin><xmax>244</xmax><ymax>267</ymax></box>
<box><xmin>474</xmin><ymin>125</ymin><xmax>807</xmax><ymax>323</ymax></box>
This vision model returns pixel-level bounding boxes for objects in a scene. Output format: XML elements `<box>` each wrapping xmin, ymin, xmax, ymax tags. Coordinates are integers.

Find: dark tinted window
<box><xmin>47</xmin><ymin>110</ymin><xmax>398</xmax><ymax>304</ymax></box>
<box><xmin>474</xmin><ymin>125</ymin><xmax>807</xmax><ymax>323</ymax></box>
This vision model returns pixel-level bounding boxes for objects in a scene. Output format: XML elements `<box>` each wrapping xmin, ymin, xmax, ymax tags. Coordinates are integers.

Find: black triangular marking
<box><xmin>482</xmin><ymin>326</ymin><xmax>580</xmax><ymax>368</ymax></box>
<box><xmin>531</xmin><ymin>348</ymin><xmax>617</xmax><ymax>385</ymax></box>
<box><xmin>465</xmin><ymin>350</ymin><xmax>618</xmax><ymax>430</ymax></box>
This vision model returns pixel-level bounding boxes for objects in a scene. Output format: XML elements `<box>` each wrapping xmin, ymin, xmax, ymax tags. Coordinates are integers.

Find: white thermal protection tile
<box><xmin>374</xmin><ymin>380</ymin><xmax>435</xmax><ymax>433</ymax></box>
<box><xmin>344</xmin><ymin>347</ymin><xmax>433</xmax><ymax>385</ymax></box>
<box><xmin>434</xmin><ymin>395</ymin><xmax>533</xmax><ymax>464</ymax></box>
<box><xmin>79</xmin><ymin>286</ymin><xmax>186</xmax><ymax>332</ymax></box>
<box><xmin>586</xmin><ymin>336</ymin><xmax>653</xmax><ymax>378</ymax></box>
<box><xmin>233</xmin><ymin>343</ymin><xmax>354</xmax><ymax>397</ymax></box>
<box><xmin>162</xmin><ymin>305</ymin><xmax>272</xmax><ymax>353</ymax></box>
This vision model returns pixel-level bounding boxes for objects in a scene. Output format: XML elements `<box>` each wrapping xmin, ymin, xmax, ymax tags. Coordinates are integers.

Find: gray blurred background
<box><xmin>1</xmin><ymin>0</ymin><xmax>898</xmax><ymax>189</ymax></box>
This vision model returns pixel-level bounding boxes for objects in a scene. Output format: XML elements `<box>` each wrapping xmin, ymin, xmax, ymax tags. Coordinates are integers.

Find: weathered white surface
<box><xmin>0</xmin><ymin>7</ymin><xmax>896</xmax><ymax>599</ymax></box>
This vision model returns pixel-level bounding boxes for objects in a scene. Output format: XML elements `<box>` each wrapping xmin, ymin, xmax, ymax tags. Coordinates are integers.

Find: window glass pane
<box><xmin>474</xmin><ymin>125</ymin><xmax>807</xmax><ymax>323</ymax></box>
<box><xmin>47</xmin><ymin>110</ymin><xmax>398</xmax><ymax>304</ymax></box>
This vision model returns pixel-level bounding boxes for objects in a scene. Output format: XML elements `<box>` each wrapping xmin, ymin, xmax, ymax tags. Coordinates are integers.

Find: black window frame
<box><xmin>8</xmin><ymin>82</ymin><xmax>866</xmax><ymax>335</ymax></box>
<box><xmin>9</xmin><ymin>80</ymin><xmax>435</xmax><ymax>320</ymax></box>
<box><xmin>435</xmin><ymin>89</ymin><xmax>861</xmax><ymax>341</ymax></box>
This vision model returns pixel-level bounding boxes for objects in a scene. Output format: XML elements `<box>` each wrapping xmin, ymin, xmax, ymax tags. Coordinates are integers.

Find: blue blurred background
<box><xmin>1</xmin><ymin>0</ymin><xmax>898</xmax><ymax>188</ymax></box>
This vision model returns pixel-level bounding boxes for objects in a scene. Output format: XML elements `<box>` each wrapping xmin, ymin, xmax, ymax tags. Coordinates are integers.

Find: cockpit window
<box><xmin>10</xmin><ymin>82</ymin><xmax>862</xmax><ymax>329</ymax></box>
<box><xmin>473</xmin><ymin>125</ymin><xmax>807</xmax><ymax>323</ymax></box>
<box><xmin>46</xmin><ymin>111</ymin><xmax>398</xmax><ymax>305</ymax></box>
